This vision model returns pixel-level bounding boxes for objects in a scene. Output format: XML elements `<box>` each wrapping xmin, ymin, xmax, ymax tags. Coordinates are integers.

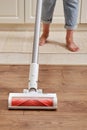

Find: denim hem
<box><xmin>64</xmin><ymin>25</ymin><xmax>78</xmax><ymax>30</ymax></box>
<box><xmin>41</xmin><ymin>20</ymin><xmax>51</xmax><ymax>24</ymax></box>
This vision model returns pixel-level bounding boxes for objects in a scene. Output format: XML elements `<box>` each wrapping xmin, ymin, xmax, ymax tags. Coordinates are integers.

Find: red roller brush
<box><xmin>8</xmin><ymin>0</ymin><xmax>57</xmax><ymax>110</ymax></box>
<box><xmin>8</xmin><ymin>93</ymin><xmax>57</xmax><ymax>109</ymax></box>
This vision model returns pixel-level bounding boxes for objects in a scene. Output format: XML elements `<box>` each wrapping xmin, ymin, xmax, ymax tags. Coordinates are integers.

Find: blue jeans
<box><xmin>41</xmin><ymin>0</ymin><xmax>79</xmax><ymax>30</ymax></box>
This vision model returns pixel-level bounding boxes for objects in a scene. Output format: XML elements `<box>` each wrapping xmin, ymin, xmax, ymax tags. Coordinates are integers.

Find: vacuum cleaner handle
<box><xmin>32</xmin><ymin>0</ymin><xmax>42</xmax><ymax>63</ymax></box>
<box><xmin>28</xmin><ymin>0</ymin><xmax>42</xmax><ymax>91</ymax></box>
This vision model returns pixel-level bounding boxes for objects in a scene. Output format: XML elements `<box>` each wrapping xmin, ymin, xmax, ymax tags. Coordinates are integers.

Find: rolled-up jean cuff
<box><xmin>41</xmin><ymin>20</ymin><xmax>51</xmax><ymax>24</ymax></box>
<box><xmin>64</xmin><ymin>25</ymin><xmax>78</xmax><ymax>30</ymax></box>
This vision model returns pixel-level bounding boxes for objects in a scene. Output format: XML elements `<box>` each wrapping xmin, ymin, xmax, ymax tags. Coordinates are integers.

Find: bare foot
<box><xmin>66</xmin><ymin>30</ymin><xmax>79</xmax><ymax>52</ymax></box>
<box><xmin>39</xmin><ymin>34</ymin><xmax>48</xmax><ymax>46</ymax></box>
<box><xmin>66</xmin><ymin>40</ymin><xmax>79</xmax><ymax>52</ymax></box>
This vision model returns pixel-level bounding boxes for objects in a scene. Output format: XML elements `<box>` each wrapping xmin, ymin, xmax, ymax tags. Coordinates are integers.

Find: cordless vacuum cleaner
<box><xmin>8</xmin><ymin>0</ymin><xmax>57</xmax><ymax>110</ymax></box>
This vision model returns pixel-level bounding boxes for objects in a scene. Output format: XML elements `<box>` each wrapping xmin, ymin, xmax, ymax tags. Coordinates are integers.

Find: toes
<box><xmin>66</xmin><ymin>45</ymin><xmax>79</xmax><ymax>52</ymax></box>
<box><xmin>39</xmin><ymin>38</ymin><xmax>46</xmax><ymax>46</ymax></box>
<box><xmin>39</xmin><ymin>36</ymin><xmax>47</xmax><ymax>46</ymax></box>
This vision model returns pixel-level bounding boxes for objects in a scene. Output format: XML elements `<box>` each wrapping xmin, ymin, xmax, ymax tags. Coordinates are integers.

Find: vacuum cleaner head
<box><xmin>8</xmin><ymin>92</ymin><xmax>57</xmax><ymax>110</ymax></box>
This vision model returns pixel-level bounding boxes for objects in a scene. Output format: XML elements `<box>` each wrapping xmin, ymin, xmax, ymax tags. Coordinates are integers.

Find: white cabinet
<box><xmin>53</xmin><ymin>0</ymin><xmax>64</xmax><ymax>23</ymax></box>
<box><xmin>81</xmin><ymin>0</ymin><xmax>87</xmax><ymax>23</ymax></box>
<box><xmin>0</xmin><ymin>0</ymin><xmax>24</xmax><ymax>23</ymax></box>
<box><xmin>25</xmin><ymin>0</ymin><xmax>36</xmax><ymax>23</ymax></box>
<box><xmin>0</xmin><ymin>0</ymin><xmax>86</xmax><ymax>24</ymax></box>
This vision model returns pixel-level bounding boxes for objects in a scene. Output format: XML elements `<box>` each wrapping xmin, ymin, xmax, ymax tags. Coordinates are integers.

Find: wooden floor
<box><xmin>0</xmin><ymin>65</ymin><xmax>87</xmax><ymax>130</ymax></box>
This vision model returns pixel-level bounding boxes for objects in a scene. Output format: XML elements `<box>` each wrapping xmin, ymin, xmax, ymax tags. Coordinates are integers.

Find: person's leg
<box><xmin>39</xmin><ymin>23</ymin><xmax>50</xmax><ymax>46</ymax></box>
<box><xmin>39</xmin><ymin>0</ymin><xmax>56</xmax><ymax>46</ymax></box>
<box><xmin>63</xmin><ymin>0</ymin><xmax>79</xmax><ymax>52</ymax></box>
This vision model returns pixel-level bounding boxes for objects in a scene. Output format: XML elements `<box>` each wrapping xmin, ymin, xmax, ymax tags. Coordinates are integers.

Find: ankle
<box><xmin>42</xmin><ymin>31</ymin><xmax>49</xmax><ymax>38</ymax></box>
<box><xmin>66</xmin><ymin>36</ymin><xmax>73</xmax><ymax>43</ymax></box>
<box><xmin>42</xmin><ymin>23</ymin><xmax>50</xmax><ymax>37</ymax></box>
<box><xmin>66</xmin><ymin>30</ymin><xmax>74</xmax><ymax>43</ymax></box>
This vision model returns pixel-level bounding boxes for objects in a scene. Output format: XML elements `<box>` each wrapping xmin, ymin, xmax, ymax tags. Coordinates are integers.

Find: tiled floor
<box><xmin>0</xmin><ymin>31</ymin><xmax>87</xmax><ymax>65</ymax></box>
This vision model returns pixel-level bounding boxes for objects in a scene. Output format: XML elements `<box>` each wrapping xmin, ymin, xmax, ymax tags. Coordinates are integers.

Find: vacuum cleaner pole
<box><xmin>32</xmin><ymin>0</ymin><xmax>42</xmax><ymax>63</ymax></box>
<box><xmin>28</xmin><ymin>0</ymin><xmax>42</xmax><ymax>91</ymax></box>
